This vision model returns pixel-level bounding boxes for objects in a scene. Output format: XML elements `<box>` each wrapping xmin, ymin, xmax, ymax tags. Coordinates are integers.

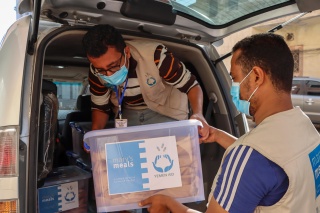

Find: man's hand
<box><xmin>187</xmin><ymin>85</ymin><xmax>210</xmax><ymax>142</ymax></box>
<box><xmin>190</xmin><ymin>113</ymin><xmax>210</xmax><ymax>143</ymax></box>
<box><xmin>202</xmin><ymin>125</ymin><xmax>219</xmax><ymax>143</ymax></box>
<box><xmin>139</xmin><ymin>195</ymin><xmax>170</xmax><ymax>213</ymax></box>
<box><xmin>139</xmin><ymin>194</ymin><xmax>196</xmax><ymax>213</ymax></box>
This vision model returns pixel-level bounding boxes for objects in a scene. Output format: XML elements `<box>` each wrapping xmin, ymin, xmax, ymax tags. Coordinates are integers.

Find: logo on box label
<box><xmin>38</xmin><ymin>181</ymin><xmax>79</xmax><ymax>213</ymax></box>
<box><xmin>105</xmin><ymin>136</ymin><xmax>182</xmax><ymax>195</ymax></box>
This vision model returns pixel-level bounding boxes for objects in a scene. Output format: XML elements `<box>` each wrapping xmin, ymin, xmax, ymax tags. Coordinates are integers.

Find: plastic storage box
<box><xmin>84</xmin><ymin>119</ymin><xmax>204</xmax><ymax>212</ymax></box>
<box><xmin>38</xmin><ymin>166</ymin><xmax>92</xmax><ymax>213</ymax></box>
<box><xmin>69</xmin><ymin>122</ymin><xmax>92</xmax><ymax>169</ymax></box>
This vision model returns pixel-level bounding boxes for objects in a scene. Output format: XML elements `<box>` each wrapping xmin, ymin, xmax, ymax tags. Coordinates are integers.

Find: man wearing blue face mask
<box><xmin>230</xmin><ymin>69</ymin><xmax>259</xmax><ymax>117</ymax></box>
<box><xmin>139</xmin><ymin>33</ymin><xmax>320</xmax><ymax>213</ymax></box>
<box><xmin>82</xmin><ymin>24</ymin><xmax>209</xmax><ymax>138</ymax></box>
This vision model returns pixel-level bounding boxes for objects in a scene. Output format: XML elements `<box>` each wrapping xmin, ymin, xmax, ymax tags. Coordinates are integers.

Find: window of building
<box><xmin>292</xmin><ymin>50</ymin><xmax>300</xmax><ymax>76</ymax></box>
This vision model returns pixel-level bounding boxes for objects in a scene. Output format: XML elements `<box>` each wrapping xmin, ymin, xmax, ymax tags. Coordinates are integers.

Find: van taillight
<box><xmin>0</xmin><ymin>126</ymin><xmax>18</xmax><ymax>176</ymax></box>
<box><xmin>0</xmin><ymin>200</ymin><xmax>18</xmax><ymax>212</ymax></box>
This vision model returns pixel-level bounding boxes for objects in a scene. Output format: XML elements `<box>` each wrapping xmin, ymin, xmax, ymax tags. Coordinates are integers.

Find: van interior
<box><xmin>37</xmin><ymin>27</ymin><xmax>233</xmax><ymax>212</ymax></box>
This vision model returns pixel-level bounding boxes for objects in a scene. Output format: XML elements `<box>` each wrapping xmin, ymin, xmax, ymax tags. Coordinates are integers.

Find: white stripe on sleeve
<box><xmin>216</xmin><ymin>146</ymin><xmax>240</xmax><ymax>202</ymax></box>
<box><xmin>219</xmin><ymin>145</ymin><xmax>247</xmax><ymax>206</ymax></box>
<box><xmin>225</xmin><ymin>148</ymin><xmax>253</xmax><ymax>211</ymax></box>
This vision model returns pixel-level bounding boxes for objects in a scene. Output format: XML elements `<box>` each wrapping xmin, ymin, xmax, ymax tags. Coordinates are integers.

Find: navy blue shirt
<box><xmin>213</xmin><ymin>145</ymin><xmax>289</xmax><ymax>212</ymax></box>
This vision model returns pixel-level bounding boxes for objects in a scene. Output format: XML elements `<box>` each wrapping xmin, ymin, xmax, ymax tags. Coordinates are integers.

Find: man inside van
<box><xmin>82</xmin><ymin>24</ymin><xmax>209</xmax><ymax>139</ymax></box>
<box><xmin>139</xmin><ymin>33</ymin><xmax>320</xmax><ymax>212</ymax></box>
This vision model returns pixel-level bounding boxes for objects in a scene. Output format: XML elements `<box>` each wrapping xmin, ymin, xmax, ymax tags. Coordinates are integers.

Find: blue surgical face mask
<box><xmin>230</xmin><ymin>69</ymin><xmax>259</xmax><ymax>116</ymax></box>
<box><xmin>98</xmin><ymin>52</ymin><xmax>128</xmax><ymax>86</ymax></box>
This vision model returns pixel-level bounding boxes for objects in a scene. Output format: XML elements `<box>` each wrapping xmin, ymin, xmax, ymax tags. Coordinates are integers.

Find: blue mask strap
<box><xmin>114</xmin><ymin>78</ymin><xmax>129</xmax><ymax>119</ymax></box>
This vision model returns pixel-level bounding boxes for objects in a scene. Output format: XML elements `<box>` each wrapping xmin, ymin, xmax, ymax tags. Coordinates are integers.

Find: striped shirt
<box><xmin>88</xmin><ymin>44</ymin><xmax>198</xmax><ymax>114</ymax></box>
<box><xmin>214</xmin><ymin>145</ymin><xmax>289</xmax><ymax>213</ymax></box>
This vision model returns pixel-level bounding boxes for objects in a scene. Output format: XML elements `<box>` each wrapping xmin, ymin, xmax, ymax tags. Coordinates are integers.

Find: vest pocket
<box><xmin>168</xmin><ymin>87</ymin><xmax>188</xmax><ymax>113</ymax></box>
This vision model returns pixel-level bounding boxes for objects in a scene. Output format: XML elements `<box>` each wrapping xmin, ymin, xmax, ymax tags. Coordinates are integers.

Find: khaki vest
<box><xmin>210</xmin><ymin>107</ymin><xmax>320</xmax><ymax>213</ymax></box>
<box><xmin>124</xmin><ymin>40</ymin><xmax>189</xmax><ymax>120</ymax></box>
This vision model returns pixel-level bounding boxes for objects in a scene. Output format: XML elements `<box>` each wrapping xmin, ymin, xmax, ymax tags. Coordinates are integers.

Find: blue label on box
<box><xmin>38</xmin><ymin>181</ymin><xmax>79</xmax><ymax>213</ymax></box>
<box><xmin>106</xmin><ymin>136</ymin><xmax>182</xmax><ymax>195</ymax></box>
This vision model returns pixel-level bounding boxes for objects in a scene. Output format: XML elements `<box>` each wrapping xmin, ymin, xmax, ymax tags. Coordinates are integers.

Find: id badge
<box><xmin>115</xmin><ymin>119</ymin><xmax>128</xmax><ymax>128</ymax></box>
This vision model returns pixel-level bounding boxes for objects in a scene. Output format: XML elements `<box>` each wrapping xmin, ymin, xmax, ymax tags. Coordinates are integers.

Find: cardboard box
<box><xmin>84</xmin><ymin>119</ymin><xmax>204</xmax><ymax>212</ymax></box>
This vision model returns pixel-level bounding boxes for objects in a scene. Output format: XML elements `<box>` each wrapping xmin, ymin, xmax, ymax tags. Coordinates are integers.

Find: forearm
<box><xmin>187</xmin><ymin>85</ymin><xmax>211</xmax><ymax>141</ymax></box>
<box><xmin>213</xmin><ymin>127</ymin><xmax>237</xmax><ymax>149</ymax></box>
<box><xmin>92</xmin><ymin>109</ymin><xmax>109</xmax><ymax>130</ymax></box>
<box><xmin>187</xmin><ymin>85</ymin><xmax>203</xmax><ymax>115</ymax></box>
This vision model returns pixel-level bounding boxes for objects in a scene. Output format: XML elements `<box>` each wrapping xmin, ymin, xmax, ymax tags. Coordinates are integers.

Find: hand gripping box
<box><xmin>83</xmin><ymin>119</ymin><xmax>204</xmax><ymax>212</ymax></box>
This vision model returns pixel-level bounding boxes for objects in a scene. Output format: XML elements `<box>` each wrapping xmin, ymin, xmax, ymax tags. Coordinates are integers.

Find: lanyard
<box><xmin>114</xmin><ymin>78</ymin><xmax>128</xmax><ymax>119</ymax></box>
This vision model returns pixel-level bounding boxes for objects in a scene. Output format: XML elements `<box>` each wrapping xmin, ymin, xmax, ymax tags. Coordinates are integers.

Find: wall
<box><xmin>216</xmin><ymin>11</ymin><xmax>320</xmax><ymax>78</ymax></box>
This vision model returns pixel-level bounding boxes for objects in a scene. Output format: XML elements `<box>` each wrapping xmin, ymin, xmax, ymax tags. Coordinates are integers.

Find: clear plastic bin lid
<box><xmin>84</xmin><ymin>119</ymin><xmax>202</xmax><ymax>142</ymax></box>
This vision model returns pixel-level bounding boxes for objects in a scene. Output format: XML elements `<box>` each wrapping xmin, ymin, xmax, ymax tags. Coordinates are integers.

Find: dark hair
<box><xmin>82</xmin><ymin>24</ymin><xmax>126</xmax><ymax>58</ymax></box>
<box><xmin>232</xmin><ymin>33</ymin><xmax>294</xmax><ymax>93</ymax></box>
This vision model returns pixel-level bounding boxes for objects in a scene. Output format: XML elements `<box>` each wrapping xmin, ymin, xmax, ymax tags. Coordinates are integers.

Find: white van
<box><xmin>0</xmin><ymin>0</ymin><xmax>319</xmax><ymax>212</ymax></box>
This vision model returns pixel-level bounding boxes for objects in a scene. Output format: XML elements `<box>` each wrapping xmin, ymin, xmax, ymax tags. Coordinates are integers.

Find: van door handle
<box><xmin>305</xmin><ymin>99</ymin><xmax>314</xmax><ymax>104</ymax></box>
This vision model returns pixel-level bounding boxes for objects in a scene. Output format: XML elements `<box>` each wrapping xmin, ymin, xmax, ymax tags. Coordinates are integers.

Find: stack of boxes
<box><xmin>38</xmin><ymin>166</ymin><xmax>92</xmax><ymax>213</ymax></box>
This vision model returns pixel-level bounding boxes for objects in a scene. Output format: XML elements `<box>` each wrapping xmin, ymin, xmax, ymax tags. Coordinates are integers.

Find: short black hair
<box><xmin>82</xmin><ymin>24</ymin><xmax>126</xmax><ymax>58</ymax></box>
<box><xmin>232</xmin><ymin>33</ymin><xmax>294</xmax><ymax>93</ymax></box>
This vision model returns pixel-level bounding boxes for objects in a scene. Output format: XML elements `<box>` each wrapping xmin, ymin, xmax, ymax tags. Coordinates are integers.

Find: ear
<box><xmin>125</xmin><ymin>46</ymin><xmax>131</xmax><ymax>58</ymax></box>
<box><xmin>252</xmin><ymin>66</ymin><xmax>266</xmax><ymax>86</ymax></box>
